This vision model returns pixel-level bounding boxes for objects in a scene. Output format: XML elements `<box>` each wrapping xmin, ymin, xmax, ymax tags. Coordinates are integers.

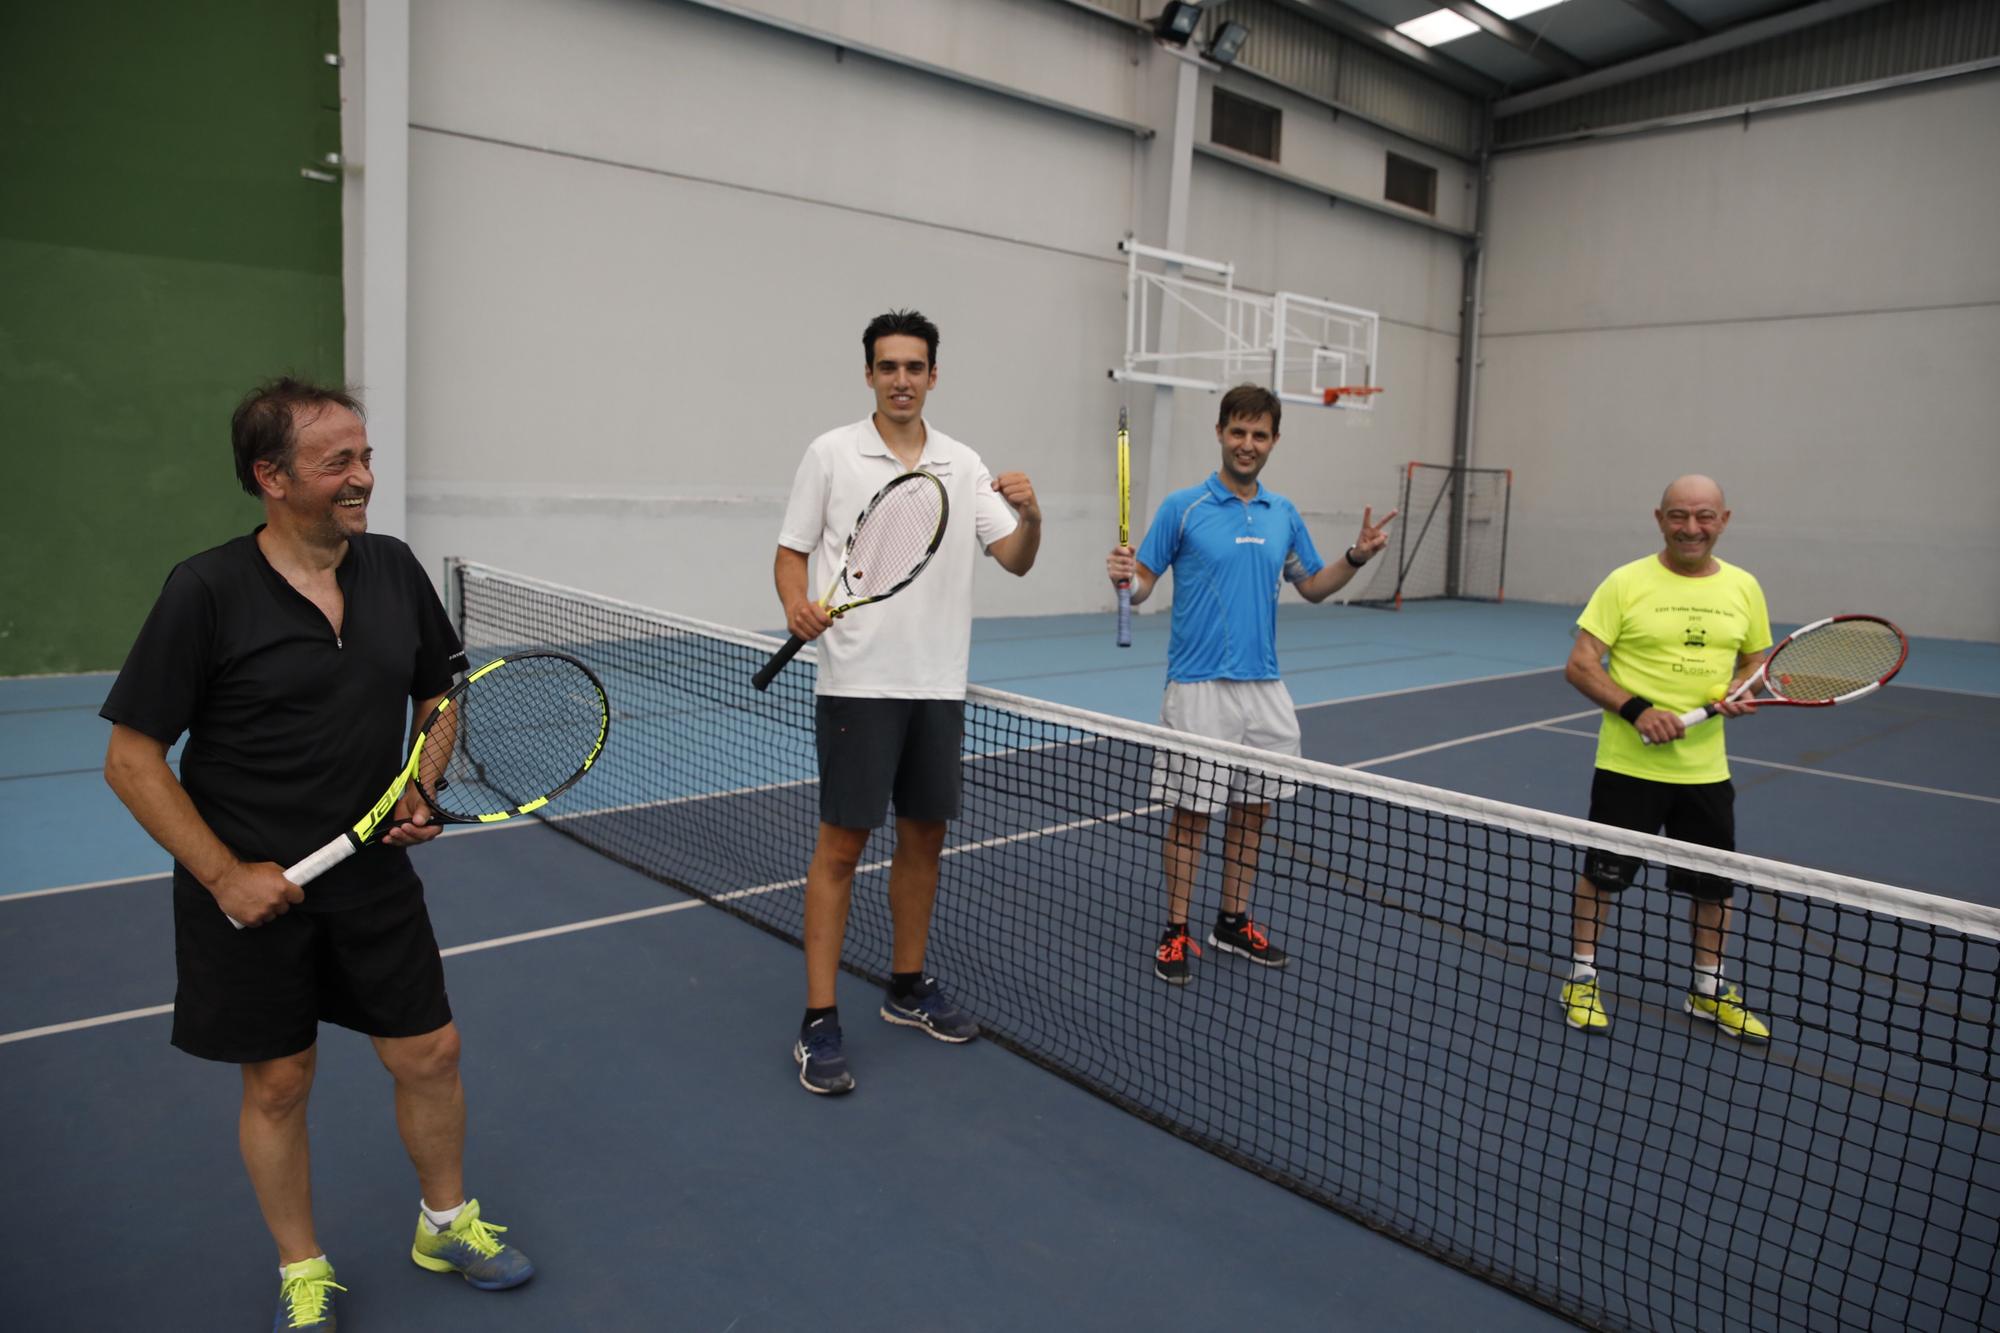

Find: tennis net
<box><xmin>450</xmin><ymin>560</ymin><xmax>1998</xmax><ymax>1333</ymax></box>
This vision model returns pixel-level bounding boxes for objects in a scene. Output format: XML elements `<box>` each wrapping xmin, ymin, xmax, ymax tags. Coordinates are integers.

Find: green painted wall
<box><xmin>1</xmin><ymin>2</ymin><xmax>344</xmax><ymax>674</ymax></box>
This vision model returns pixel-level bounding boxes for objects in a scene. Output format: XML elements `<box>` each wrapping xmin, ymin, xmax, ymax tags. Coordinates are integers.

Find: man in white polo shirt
<box><xmin>1106</xmin><ymin>385</ymin><xmax>1395</xmax><ymax>985</ymax></box>
<box><xmin>775</xmin><ymin>309</ymin><xmax>1041</xmax><ymax>1095</ymax></box>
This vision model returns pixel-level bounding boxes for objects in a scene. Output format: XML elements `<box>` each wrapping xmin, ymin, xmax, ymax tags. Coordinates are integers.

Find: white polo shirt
<box><xmin>778</xmin><ymin>416</ymin><xmax>1019</xmax><ymax>698</ymax></box>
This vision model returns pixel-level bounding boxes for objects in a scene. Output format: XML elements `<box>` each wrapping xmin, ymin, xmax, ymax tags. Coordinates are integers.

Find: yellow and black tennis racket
<box><xmin>752</xmin><ymin>469</ymin><xmax>950</xmax><ymax>691</ymax></box>
<box><xmin>1115</xmin><ymin>407</ymin><xmax>1132</xmax><ymax>648</ymax></box>
<box><xmin>229</xmin><ymin>651</ymin><xmax>610</xmax><ymax>926</ymax></box>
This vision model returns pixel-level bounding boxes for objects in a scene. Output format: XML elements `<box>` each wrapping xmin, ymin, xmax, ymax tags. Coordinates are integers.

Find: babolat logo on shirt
<box><xmin>1235</xmin><ymin>536</ymin><xmax>1266</xmax><ymax>544</ymax></box>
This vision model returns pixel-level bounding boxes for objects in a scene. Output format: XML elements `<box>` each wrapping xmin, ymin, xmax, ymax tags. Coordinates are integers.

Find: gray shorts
<box><xmin>1149</xmin><ymin>679</ymin><xmax>1303</xmax><ymax>815</ymax></box>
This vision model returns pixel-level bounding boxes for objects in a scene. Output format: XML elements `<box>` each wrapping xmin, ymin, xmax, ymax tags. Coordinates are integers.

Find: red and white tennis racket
<box><xmin>1676</xmin><ymin>614</ymin><xmax>1908</xmax><ymax>731</ymax></box>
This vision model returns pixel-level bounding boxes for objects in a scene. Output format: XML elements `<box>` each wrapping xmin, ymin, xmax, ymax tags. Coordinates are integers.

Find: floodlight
<box><xmin>1154</xmin><ymin>2</ymin><xmax>1202</xmax><ymax>45</ymax></box>
<box><xmin>1206</xmin><ymin>20</ymin><xmax>1249</xmax><ymax>66</ymax></box>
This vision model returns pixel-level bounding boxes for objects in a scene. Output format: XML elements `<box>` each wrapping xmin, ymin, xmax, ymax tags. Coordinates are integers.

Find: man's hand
<box><xmin>1714</xmin><ymin>697</ymin><xmax>1759</xmax><ymax>718</ymax></box>
<box><xmin>1633</xmin><ymin>707</ymin><xmax>1687</xmax><ymax>745</ymax></box>
<box><xmin>1107</xmin><ymin>544</ymin><xmax>1136</xmax><ymax>587</ymax></box>
<box><xmin>993</xmin><ymin>471</ymin><xmax>1040</xmax><ymax>523</ymax></box>
<box><xmin>381</xmin><ymin>786</ymin><xmax>444</xmax><ymax>848</ymax></box>
<box><xmin>211</xmin><ymin>860</ymin><xmax>305</xmax><ymax>927</ymax></box>
<box><xmin>1351</xmin><ymin>506</ymin><xmax>1399</xmax><ymax>562</ymax></box>
<box><xmin>786</xmin><ymin>597</ymin><xmax>836</xmax><ymax>642</ymax></box>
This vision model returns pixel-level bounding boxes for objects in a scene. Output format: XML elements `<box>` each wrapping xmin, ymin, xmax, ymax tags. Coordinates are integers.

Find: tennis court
<box><xmin>8</xmin><ymin>3</ymin><xmax>2000</xmax><ymax>1330</ymax></box>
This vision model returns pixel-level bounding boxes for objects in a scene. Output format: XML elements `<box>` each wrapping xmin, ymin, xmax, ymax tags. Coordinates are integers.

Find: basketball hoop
<box><xmin>1323</xmin><ymin>386</ymin><xmax>1384</xmax><ymax>407</ymax></box>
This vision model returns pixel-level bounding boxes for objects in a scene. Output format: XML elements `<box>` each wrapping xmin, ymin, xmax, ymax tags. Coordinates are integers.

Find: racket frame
<box><xmin>752</xmin><ymin>469</ymin><xmax>950</xmax><ymax>691</ymax></box>
<box><xmin>231</xmin><ymin>651</ymin><xmax>609</xmax><ymax>926</ymax></box>
<box><xmin>1115</xmin><ymin>407</ymin><xmax>1132</xmax><ymax>648</ymax></box>
<box><xmin>1672</xmin><ymin>613</ymin><xmax>1908</xmax><ymax>729</ymax></box>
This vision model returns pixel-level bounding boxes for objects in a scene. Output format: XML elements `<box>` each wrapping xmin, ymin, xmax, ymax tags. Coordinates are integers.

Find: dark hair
<box><xmin>231</xmin><ymin>378</ymin><xmax>364</xmax><ymax>498</ymax></box>
<box><xmin>1217</xmin><ymin>384</ymin><xmax>1281</xmax><ymax>434</ymax></box>
<box><xmin>862</xmin><ymin>309</ymin><xmax>940</xmax><ymax>368</ymax></box>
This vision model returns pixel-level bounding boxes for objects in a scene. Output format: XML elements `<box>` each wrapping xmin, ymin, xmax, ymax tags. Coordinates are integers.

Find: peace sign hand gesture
<box><xmin>1350</xmin><ymin>506</ymin><xmax>1399</xmax><ymax>564</ymax></box>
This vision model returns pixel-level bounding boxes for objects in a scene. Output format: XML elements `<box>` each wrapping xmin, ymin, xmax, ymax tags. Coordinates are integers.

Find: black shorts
<box><xmin>170</xmin><ymin>875</ymin><xmax>453</xmax><ymax>1063</ymax></box>
<box><xmin>1583</xmin><ymin>769</ymin><xmax>1736</xmax><ymax>903</ymax></box>
<box><xmin>815</xmin><ymin>696</ymin><xmax>964</xmax><ymax>829</ymax></box>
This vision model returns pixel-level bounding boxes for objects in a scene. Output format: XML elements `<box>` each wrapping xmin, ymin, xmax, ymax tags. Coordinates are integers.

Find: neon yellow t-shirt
<box><xmin>1578</xmin><ymin>555</ymin><xmax>1772</xmax><ymax>784</ymax></box>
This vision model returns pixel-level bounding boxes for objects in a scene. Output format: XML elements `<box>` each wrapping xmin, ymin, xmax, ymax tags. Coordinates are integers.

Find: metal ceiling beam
<box><xmin>1494</xmin><ymin>0</ymin><xmax>1900</xmax><ymax>117</ymax></box>
<box><xmin>1442</xmin><ymin>2</ymin><xmax>1590</xmax><ymax>79</ymax></box>
<box><xmin>1615</xmin><ymin>0</ymin><xmax>1707</xmax><ymax>44</ymax></box>
<box><xmin>1264</xmin><ymin>0</ymin><xmax>1505</xmax><ymax>98</ymax></box>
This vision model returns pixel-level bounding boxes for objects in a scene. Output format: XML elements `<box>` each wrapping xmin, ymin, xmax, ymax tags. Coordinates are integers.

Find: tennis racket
<box><xmin>752</xmin><ymin>469</ymin><xmax>950</xmax><ymax>691</ymax></box>
<box><xmin>1674</xmin><ymin>614</ymin><xmax>1908</xmax><ymax>731</ymax></box>
<box><xmin>1115</xmin><ymin>407</ymin><xmax>1132</xmax><ymax>648</ymax></box>
<box><xmin>230</xmin><ymin>651</ymin><xmax>610</xmax><ymax>926</ymax></box>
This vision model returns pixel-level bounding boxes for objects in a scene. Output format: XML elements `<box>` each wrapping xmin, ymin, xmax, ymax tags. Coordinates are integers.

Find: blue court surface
<box><xmin>3</xmin><ymin>595</ymin><xmax>1996</xmax><ymax>1331</ymax></box>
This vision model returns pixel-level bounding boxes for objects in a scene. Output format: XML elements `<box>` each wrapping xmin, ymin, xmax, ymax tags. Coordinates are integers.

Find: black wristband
<box><xmin>1618</xmin><ymin>696</ymin><xmax>1652</xmax><ymax>724</ymax></box>
<box><xmin>1343</xmin><ymin>546</ymin><xmax>1368</xmax><ymax>569</ymax></box>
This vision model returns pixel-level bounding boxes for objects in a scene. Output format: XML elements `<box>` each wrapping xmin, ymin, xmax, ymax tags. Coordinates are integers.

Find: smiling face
<box><xmin>1654</xmin><ymin>476</ymin><xmax>1730</xmax><ymax>575</ymax></box>
<box><xmin>258</xmin><ymin>403</ymin><xmax>374</xmax><ymax>544</ymax></box>
<box><xmin>865</xmin><ymin>333</ymin><xmax>936</xmax><ymax>430</ymax></box>
<box><xmin>1216</xmin><ymin>411</ymin><xmax>1278</xmax><ymax>491</ymax></box>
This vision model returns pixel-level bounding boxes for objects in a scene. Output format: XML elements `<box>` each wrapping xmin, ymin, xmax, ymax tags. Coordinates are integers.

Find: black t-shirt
<box><xmin>101</xmin><ymin>529</ymin><xmax>468</xmax><ymax>912</ymax></box>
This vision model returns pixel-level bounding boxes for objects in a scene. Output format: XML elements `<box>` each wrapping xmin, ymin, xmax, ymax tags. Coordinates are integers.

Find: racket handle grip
<box><xmin>223</xmin><ymin>833</ymin><xmax>357</xmax><ymax>928</ymax></box>
<box><xmin>752</xmin><ymin>634</ymin><xmax>808</xmax><ymax>692</ymax></box>
<box><xmin>1115</xmin><ymin>582</ymin><xmax>1132</xmax><ymax>648</ymax></box>
<box><xmin>1640</xmin><ymin>704</ymin><xmax>1719</xmax><ymax>746</ymax></box>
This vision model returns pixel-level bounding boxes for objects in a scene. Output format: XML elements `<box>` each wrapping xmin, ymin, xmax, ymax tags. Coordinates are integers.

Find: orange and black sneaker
<box><xmin>1209</xmin><ymin>915</ymin><xmax>1289</xmax><ymax>969</ymax></box>
<box><xmin>1154</xmin><ymin>926</ymin><xmax>1200</xmax><ymax>985</ymax></box>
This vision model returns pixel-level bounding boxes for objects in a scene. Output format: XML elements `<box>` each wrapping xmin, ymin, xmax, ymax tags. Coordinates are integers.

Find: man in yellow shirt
<box><xmin>1560</xmin><ymin>475</ymin><xmax>1773</xmax><ymax>1040</ymax></box>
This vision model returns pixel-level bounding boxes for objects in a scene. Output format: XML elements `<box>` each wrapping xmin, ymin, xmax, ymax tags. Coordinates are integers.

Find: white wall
<box><xmin>1478</xmin><ymin>72</ymin><xmax>2000</xmax><ymax>641</ymax></box>
<box><xmin>399</xmin><ymin>0</ymin><xmax>1462</xmax><ymax>626</ymax></box>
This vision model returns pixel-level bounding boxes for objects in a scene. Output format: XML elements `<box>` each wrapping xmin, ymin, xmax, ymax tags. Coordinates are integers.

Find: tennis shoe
<box><xmin>410</xmin><ymin>1199</ymin><xmax>535</xmax><ymax>1290</ymax></box>
<box><xmin>274</xmin><ymin>1256</ymin><xmax>343</xmax><ymax>1331</ymax></box>
<box><xmin>795</xmin><ymin>1014</ymin><xmax>856</xmax><ymax>1095</ymax></box>
<box><xmin>1685</xmin><ymin>985</ymin><xmax>1771</xmax><ymax>1042</ymax></box>
<box><xmin>1209</xmin><ymin>917</ymin><xmax>1289</xmax><ymax>968</ymax></box>
<box><xmin>1560</xmin><ymin>977</ymin><xmax>1610</xmax><ymax>1031</ymax></box>
<box><xmin>1154</xmin><ymin>928</ymin><xmax>1199</xmax><ymax>985</ymax></box>
<box><xmin>880</xmin><ymin>975</ymin><xmax>979</xmax><ymax>1043</ymax></box>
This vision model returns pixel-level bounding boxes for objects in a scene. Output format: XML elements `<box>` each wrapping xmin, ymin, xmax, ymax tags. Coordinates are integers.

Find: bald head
<box><xmin>1654</xmin><ymin>475</ymin><xmax>1731</xmax><ymax>575</ymax></box>
<box><xmin>1660</xmin><ymin>475</ymin><xmax>1725</xmax><ymax>512</ymax></box>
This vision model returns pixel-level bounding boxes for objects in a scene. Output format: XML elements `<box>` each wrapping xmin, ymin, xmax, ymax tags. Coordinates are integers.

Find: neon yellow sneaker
<box><xmin>1686</xmin><ymin>985</ymin><xmax>1771</xmax><ymax>1042</ymax></box>
<box><xmin>1560</xmin><ymin>976</ymin><xmax>1609</xmax><ymax>1031</ymax></box>
<box><xmin>273</xmin><ymin>1256</ymin><xmax>344</xmax><ymax>1331</ymax></box>
<box><xmin>411</xmin><ymin>1199</ymin><xmax>535</xmax><ymax>1290</ymax></box>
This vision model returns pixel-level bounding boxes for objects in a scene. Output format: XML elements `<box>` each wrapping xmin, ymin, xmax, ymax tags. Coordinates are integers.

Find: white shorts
<box><xmin>1149</xmin><ymin>679</ymin><xmax>1303</xmax><ymax>815</ymax></box>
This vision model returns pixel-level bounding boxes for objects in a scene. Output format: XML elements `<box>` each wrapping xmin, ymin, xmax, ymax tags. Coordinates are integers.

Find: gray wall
<box><xmin>1478</xmin><ymin>72</ymin><xmax>2000</xmax><ymax>641</ymax></box>
<box><xmin>400</xmin><ymin>0</ymin><xmax>1461</xmax><ymax>625</ymax></box>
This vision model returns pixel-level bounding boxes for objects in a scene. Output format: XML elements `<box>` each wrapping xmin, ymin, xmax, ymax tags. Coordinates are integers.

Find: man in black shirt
<box><xmin>102</xmin><ymin>379</ymin><xmax>532</xmax><ymax>1330</ymax></box>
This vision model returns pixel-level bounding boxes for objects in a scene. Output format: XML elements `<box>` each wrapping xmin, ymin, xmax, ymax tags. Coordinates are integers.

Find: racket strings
<box><xmin>1767</xmin><ymin>620</ymin><xmax>1905</xmax><ymax>702</ymax></box>
<box><xmin>845</xmin><ymin>482</ymin><xmax>944</xmax><ymax>596</ymax></box>
<box><xmin>419</xmin><ymin>657</ymin><xmax>606</xmax><ymax>818</ymax></box>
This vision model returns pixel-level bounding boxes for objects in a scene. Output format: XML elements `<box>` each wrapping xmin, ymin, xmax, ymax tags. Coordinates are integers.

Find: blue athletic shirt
<box><xmin>1136</xmin><ymin>472</ymin><xmax>1324</xmax><ymax>684</ymax></box>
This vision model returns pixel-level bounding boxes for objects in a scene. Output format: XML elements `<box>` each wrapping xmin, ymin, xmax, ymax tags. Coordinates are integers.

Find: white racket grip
<box><xmin>225</xmin><ymin>834</ymin><xmax>359</xmax><ymax>929</ymax></box>
<box><xmin>1674</xmin><ymin>704</ymin><xmax>1717</xmax><ymax>728</ymax></box>
<box><xmin>287</xmin><ymin>834</ymin><xmax>360</xmax><ymax>887</ymax></box>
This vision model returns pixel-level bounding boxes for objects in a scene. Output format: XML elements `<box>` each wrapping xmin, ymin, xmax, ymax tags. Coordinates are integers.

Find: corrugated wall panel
<box><xmin>1497</xmin><ymin>0</ymin><xmax>2000</xmax><ymax>145</ymax></box>
<box><xmin>1208</xmin><ymin>0</ymin><xmax>1482</xmax><ymax>154</ymax></box>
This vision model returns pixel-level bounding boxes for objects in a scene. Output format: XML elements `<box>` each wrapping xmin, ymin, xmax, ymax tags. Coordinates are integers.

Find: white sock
<box><xmin>1570</xmin><ymin>954</ymin><xmax>1596</xmax><ymax>983</ymax></box>
<box><xmin>1693</xmin><ymin>964</ymin><xmax>1722</xmax><ymax>997</ymax></box>
<box><xmin>280</xmin><ymin>1253</ymin><xmax>329</xmax><ymax>1277</ymax></box>
<box><xmin>421</xmin><ymin>1199</ymin><xmax>466</xmax><ymax>1232</ymax></box>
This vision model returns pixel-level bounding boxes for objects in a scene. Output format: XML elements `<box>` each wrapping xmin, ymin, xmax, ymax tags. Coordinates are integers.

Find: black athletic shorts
<box><xmin>170</xmin><ymin>875</ymin><xmax>453</xmax><ymax>1063</ymax></box>
<box><xmin>1582</xmin><ymin>768</ymin><xmax>1736</xmax><ymax>903</ymax></box>
<box><xmin>815</xmin><ymin>696</ymin><xmax>964</xmax><ymax>829</ymax></box>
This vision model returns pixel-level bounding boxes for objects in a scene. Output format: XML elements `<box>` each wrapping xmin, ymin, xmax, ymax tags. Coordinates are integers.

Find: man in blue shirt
<box><xmin>1107</xmin><ymin>385</ymin><xmax>1396</xmax><ymax>983</ymax></box>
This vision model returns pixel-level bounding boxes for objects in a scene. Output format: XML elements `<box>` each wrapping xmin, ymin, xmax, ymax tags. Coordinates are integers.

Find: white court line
<box><xmin>0</xmin><ymin>803</ymin><xmax>1165</xmax><ymax>1046</ymax></box>
<box><xmin>1295</xmin><ymin>664</ymin><xmax>1562</xmax><ymax>712</ymax></box>
<box><xmin>0</xmin><ymin>1004</ymin><xmax>175</xmax><ymax>1045</ymax></box>
<box><xmin>1347</xmin><ymin>710</ymin><xmax>1601</xmax><ymax>769</ymax></box>
<box><xmin>1536</xmin><ymin>725</ymin><xmax>2000</xmax><ymax>805</ymax></box>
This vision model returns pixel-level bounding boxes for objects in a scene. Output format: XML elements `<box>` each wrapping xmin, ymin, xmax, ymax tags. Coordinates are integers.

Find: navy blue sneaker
<box><xmin>880</xmin><ymin>975</ymin><xmax>979</xmax><ymax>1043</ymax></box>
<box><xmin>795</xmin><ymin>1014</ymin><xmax>855</xmax><ymax>1095</ymax></box>
<box><xmin>410</xmin><ymin>1199</ymin><xmax>535</xmax><ymax>1290</ymax></box>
